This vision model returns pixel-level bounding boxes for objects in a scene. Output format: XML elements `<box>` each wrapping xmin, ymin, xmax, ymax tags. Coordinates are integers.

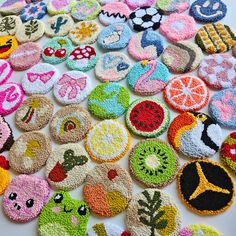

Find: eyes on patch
<box><xmin>9</xmin><ymin>192</ymin><xmax>17</xmax><ymax>200</ymax></box>
<box><xmin>54</xmin><ymin>193</ymin><xmax>63</xmax><ymax>204</ymax></box>
<box><xmin>78</xmin><ymin>205</ymin><xmax>87</xmax><ymax>216</ymax></box>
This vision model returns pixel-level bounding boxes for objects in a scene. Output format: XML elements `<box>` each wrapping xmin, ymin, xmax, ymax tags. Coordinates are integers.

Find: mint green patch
<box><xmin>188</xmin><ymin>224</ymin><xmax>222</xmax><ymax>236</ymax></box>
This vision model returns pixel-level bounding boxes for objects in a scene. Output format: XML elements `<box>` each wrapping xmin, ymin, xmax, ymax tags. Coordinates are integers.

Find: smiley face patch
<box><xmin>0</xmin><ymin>36</ymin><xmax>18</xmax><ymax>59</ymax></box>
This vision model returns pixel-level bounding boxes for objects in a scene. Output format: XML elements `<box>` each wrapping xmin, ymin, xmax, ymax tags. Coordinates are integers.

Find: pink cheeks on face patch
<box><xmin>71</xmin><ymin>215</ymin><xmax>78</xmax><ymax>225</ymax></box>
<box><xmin>51</xmin><ymin>206</ymin><xmax>61</xmax><ymax>213</ymax></box>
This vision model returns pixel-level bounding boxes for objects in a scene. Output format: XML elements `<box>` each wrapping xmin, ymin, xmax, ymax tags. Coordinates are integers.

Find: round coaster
<box><xmin>95</xmin><ymin>52</ymin><xmax>131</xmax><ymax>82</ymax></box>
<box><xmin>46</xmin><ymin>143</ymin><xmax>90</xmax><ymax>190</ymax></box>
<box><xmin>83</xmin><ymin>163</ymin><xmax>132</xmax><ymax>216</ymax></box>
<box><xmin>20</xmin><ymin>2</ymin><xmax>47</xmax><ymax>22</ymax></box>
<box><xmin>0</xmin><ymin>116</ymin><xmax>14</xmax><ymax>153</ymax></box>
<box><xmin>209</xmin><ymin>88</ymin><xmax>236</xmax><ymax>129</ymax></box>
<box><xmin>15</xmin><ymin>19</ymin><xmax>45</xmax><ymax>43</ymax></box>
<box><xmin>45</xmin><ymin>14</ymin><xmax>74</xmax><ymax>38</ymax></box>
<box><xmin>177</xmin><ymin>160</ymin><xmax>234</xmax><ymax>215</ymax></box>
<box><xmin>15</xmin><ymin>95</ymin><xmax>54</xmax><ymax>132</ymax></box>
<box><xmin>156</xmin><ymin>0</ymin><xmax>190</xmax><ymax>15</ymax></box>
<box><xmin>198</xmin><ymin>54</ymin><xmax>236</xmax><ymax>90</ymax></box>
<box><xmin>0</xmin><ymin>0</ymin><xmax>25</xmax><ymax>15</ymax></box>
<box><xmin>22</xmin><ymin>63</ymin><xmax>59</xmax><ymax>95</ymax></box>
<box><xmin>0</xmin><ymin>82</ymin><xmax>24</xmax><ymax>116</ymax></box>
<box><xmin>125</xmin><ymin>0</ymin><xmax>155</xmax><ymax>10</ymax></box>
<box><xmin>99</xmin><ymin>2</ymin><xmax>131</xmax><ymax>26</ymax></box>
<box><xmin>53</xmin><ymin>71</ymin><xmax>92</xmax><ymax>105</ymax></box>
<box><xmin>50</xmin><ymin>105</ymin><xmax>91</xmax><ymax>144</ymax></box>
<box><xmin>195</xmin><ymin>23</ymin><xmax>236</xmax><ymax>54</ymax></box>
<box><xmin>3</xmin><ymin>174</ymin><xmax>50</xmax><ymax>222</ymax></box>
<box><xmin>9</xmin><ymin>42</ymin><xmax>41</xmax><ymax>70</ymax></box>
<box><xmin>38</xmin><ymin>191</ymin><xmax>89</xmax><ymax>236</ymax></box>
<box><xmin>0</xmin><ymin>16</ymin><xmax>22</xmax><ymax>36</ymax></box>
<box><xmin>88</xmin><ymin>82</ymin><xmax>130</xmax><ymax>120</ymax></box>
<box><xmin>162</xmin><ymin>41</ymin><xmax>203</xmax><ymax>73</ymax></box>
<box><xmin>129</xmin><ymin>139</ymin><xmax>179</xmax><ymax>188</ymax></box>
<box><xmin>69</xmin><ymin>20</ymin><xmax>100</xmax><ymax>45</ymax></box>
<box><xmin>168</xmin><ymin>112</ymin><xmax>222</xmax><ymax>158</ymax></box>
<box><xmin>127</xmin><ymin>60</ymin><xmax>170</xmax><ymax>96</ymax></box>
<box><xmin>71</xmin><ymin>0</ymin><xmax>101</xmax><ymax>21</ymax></box>
<box><xmin>160</xmin><ymin>13</ymin><xmax>196</xmax><ymax>42</ymax></box>
<box><xmin>126</xmin><ymin>98</ymin><xmax>170</xmax><ymax>138</ymax></box>
<box><xmin>0</xmin><ymin>155</ymin><xmax>10</xmax><ymax>195</ymax></box>
<box><xmin>129</xmin><ymin>7</ymin><xmax>163</xmax><ymax>32</ymax></box>
<box><xmin>85</xmin><ymin>120</ymin><xmax>130</xmax><ymax>163</ymax></box>
<box><xmin>126</xmin><ymin>189</ymin><xmax>182</xmax><ymax>236</ymax></box>
<box><xmin>0</xmin><ymin>36</ymin><xmax>18</xmax><ymax>59</ymax></box>
<box><xmin>47</xmin><ymin>0</ymin><xmax>77</xmax><ymax>15</ymax></box>
<box><xmin>128</xmin><ymin>30</ymin><xmax>164</xmax><ymax>61</ymax></box>
<box><xmin>66</xmin><ymin>45</ymin><xmax>99</xmax><ymax>71</ymax></box>
<box><xmin>233</xmin><ymin>44</ymin><xmax>236</xmax><ymax>57</ymax></box>
<box><xmin>97</xmin><ymin>23</ymin><xmax>132</xmax><ymax>50</ymax></box>
<box><xmin>0</xmin><ymin>59</ymin><xmax>12</xmax><ymax>85</ymax></box>
<box><xmin>190</xmin><ymin>0</ymin><xmax>227</xmax><ymax>23</ymax></box>
<box><xmin>9</xmin><ymin>131</ymin><xmax>52</xmax><ymax>174</ymax></box>
<box><xmin>220</xmin><ymin>132</ymin><xmax>236</xmax><ymax>174</ymax></box>
<box><xmin>164</xmin><ymin>75</ymin><xmax>209</xmax><ymax>112</ymax></box>
<box><xmin>42</xmin><ymin>37</ymin><xmax>73</xmax><ymax>64</ymax></box>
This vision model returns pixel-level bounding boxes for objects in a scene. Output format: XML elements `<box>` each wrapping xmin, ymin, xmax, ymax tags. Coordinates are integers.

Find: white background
<box><xmin>0</xmin><ymin>0</ymin><xmax>236</xmax><ymax>235</ymax></box>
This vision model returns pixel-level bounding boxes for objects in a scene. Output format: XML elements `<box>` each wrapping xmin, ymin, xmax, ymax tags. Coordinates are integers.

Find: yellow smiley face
<box><xmin>0</xmin><ymin>36</ymin><xmax>18</xmax><ymax>59</ymax></box>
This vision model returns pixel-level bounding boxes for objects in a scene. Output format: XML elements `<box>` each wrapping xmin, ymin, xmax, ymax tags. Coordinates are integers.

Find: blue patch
<box><xmin>117</xmin><ymin>62</ymin><xmax>129</xmax><ymax>71</ymax></box>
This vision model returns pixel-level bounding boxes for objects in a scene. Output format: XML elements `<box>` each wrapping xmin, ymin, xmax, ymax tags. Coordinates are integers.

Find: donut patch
<box><xmin>168</xmin><ymin>112</ymin><xmax>222</xmax><ymax>159</ymax></box>
<box><xmin>0</xmin><ymin>16</ymin><xmax>22</xmax><ymax>36</ymax></box>
<box><xmin>83</xmin><ymin>163</ymin><xmax>132</xmax><ymax>217</ymax></box>
<box><xmin>0</xmin><ymin>155</ymin><xmax>10</xmax><ymax>195</ymax></box>
<box><xmin>177</xmin><ymin>160</ymin><xmax>234</xmax><ymax>215</ymax></box>
<box><xmin>125</xmin><ymin>0</ymin><xmax>155</xmax><ymax>10</ymax></box>
<box><xmin>50</xmin><ymin>105</ymin><xmax>91</xmax><ymax>144</ymax></box>
<box><xmin>85</xmin><ymin>120</ymin><xmax>130</xmax><ymax>163</ymax></box>
<box><xmin>0</xmin><ymin>36</ymin><xmax>18</xmax><ymax>59</ymax></box>
<box><xmin>156</xmin><ymin>0</ymin><xmax>190</xmax><ymax>14</ymax></box>
<box><xmin>15</xmin><ymin>95</ymin><xmax>54</xmax><ymax>132</ymax></box>
<box><xmin>126</xmin><ymin>98</ymin><xmax>170</xmax><ymax>138</ymax></box>
<box><xmin>47</xmin><ymin>0</ymin><xmax>77</xmax><ymax>15</ymax></box>
<box><xmin>88</xmin><ymin>82</ymin><xmax>130</xmax><ymax>120</ymax></box>
<box><xmin>0</xmin><ymin>59</ymin><xmax>12</xmax><ymax>85</ymax></box>
<box><xmin>53</xmin><ymin>71</ymin><xmax>92</xmax><ymax>105</ymax></box>
<box><xmin>46</xmin><ymin>143</ymin><xmax>90</xmax><ymax>190</ymax></box>
<box><xmin>127</xmin><ymin>60</ymin><xmax>170</xmax><ymax>96</ymax></box>
<box><xmin>0</xmin><ymin>0</ymin><xmax>25</xmax><ymax>15</ymax></box>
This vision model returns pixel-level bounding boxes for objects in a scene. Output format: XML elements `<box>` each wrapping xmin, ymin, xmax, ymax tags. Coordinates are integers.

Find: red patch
<box><xmin>121</xmin><ymin>232</ymin><xmax>131</xmax><ymax>236</ymax></box>
<box><xmin>0</xmin><ymin>155</ymin><xmax>9</xmax><ymax>170</ymax></box>
<box><xmin>230</xmin><ymin>132</ymin><xmax>236</xmax><ymax>139</ymax></box>
<box><xmin>108</xmin><ymin>169</ymin><xmax>118</xmax><ymax>180</ymax></box>
<box><xmin>48</xmin><ymin>161</ymin><xmax>67</xmax><ymax>182</ymax></box>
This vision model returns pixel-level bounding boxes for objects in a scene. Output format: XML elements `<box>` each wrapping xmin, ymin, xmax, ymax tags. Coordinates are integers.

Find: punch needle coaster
<box><xmin>0</xmin><ymin>36</ymin><xmax>18</xmax><ymax>59</ymax></box>
<box><xmin>125</xmin><ymin>0</ymin><xmax>155</xmax><ymax>10</ymax></box>
<box><xmin>129</xmin><ymin>139</ymin><xmax>179</xmax><ymax>188</ymax></box>
<box><xmin>0</xmin><ymin>59</ymin><xmax>12</xmax><ymax>85</ymax></box>
<box><xmin>0</xmin><ymin>155</ymin><xmax>10</xmax><ymax>195</ymax></box>
<box><xmin>0</xmin><ymin>0</ymin><xmax>25</xmax><ymax>15</ymax></box>
<box><xmin>0</xmin><ymin>16</ymin><xmax>22</xmax><ymax>36</ymax></box>
<box><xmin>168</xmin><ymin>112</ymin><xmax>222</xmax><ymax>159</ymax></box>
<box><xmin>156</xmin><ymin>0</ymin><xmax>190</xmax><ymax>15</ymax></box>
<box><xmin>177</xmin><ymin>160</ymin><xmax>234</xmax><ymax>215</ymax></box>
<box><xmin>83</xmin><ymin>163</ymin><xmax>132</xmax><ymax>217</ymax></box>
<box><xmin>126</xmin><ymin>189</ymin><xmax>182</xmax><ymax>236</ymax></box>
<box><xmin>85</xmin><ymin>120</ymin><xmax>130</xmax><ymax>163</ymax></box>
<box><xmin>47</xmin><ymin>0</ymin><xmax>77</xmax><ymax>15</ymax></box>
<box><xmin>126</xmin><ymin>98</ymin><xmax>170</xmax><ymax>138</ymax></box>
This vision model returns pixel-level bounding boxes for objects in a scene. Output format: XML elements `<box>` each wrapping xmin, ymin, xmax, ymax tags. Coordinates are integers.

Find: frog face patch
<box><xmin>38</xmin><ymin>191</ymin><xmax>89</xmax><ymax>236</ymax></box>
<box><xmin>0</xmin><ymin>36</ymin><xmax>18</xmax><ymax>59</ymax></box>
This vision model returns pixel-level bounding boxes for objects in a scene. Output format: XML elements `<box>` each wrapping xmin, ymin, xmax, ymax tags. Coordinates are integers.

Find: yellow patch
<box><xmin>24</xmin><ymin>140</ymin><xmax>41</xmax><ymax>158</ymax></box>
<box><xmin>0</xmin><ymin>167</ymin><xmax>10</xmax><ymax>195</ymax></box>
<box><xmin>0</xmin><ymin>36</ymin><xmax>18</xmax><ymax>59</ymax></box>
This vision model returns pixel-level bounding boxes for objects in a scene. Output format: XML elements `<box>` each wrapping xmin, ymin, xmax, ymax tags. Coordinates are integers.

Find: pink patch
<box><xmin>125</xmin><ymin>0</ymin><xmax>154</xmax><ymax>10</ymax></box>
<box><xmin>71</xmin><ymin>215</ymin><xmax>78</xmax><ymax>225</ymax></box>
<box><xmin>176</xmin><ymin>3</ymin><xmax>189</xmax><ymax>13</ymax></box>
<box><xmin>51</xmin><ymin>207</ymin><xmax>61</xmax><ymax>213</ymax></box>
<box><xmin>0</xmin><ymin>60</ymin><xmax>12</xmax><ymax>85</ymax></box>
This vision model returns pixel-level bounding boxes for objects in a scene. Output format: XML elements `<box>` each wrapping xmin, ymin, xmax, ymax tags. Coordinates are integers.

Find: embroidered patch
<box><xmin>15</xmin><ymin>95</ymin><xmax>54</xmax><ymax>131</ymax></box>
<box><xmin>195</xmin><ymin>23</ymin><xmax>236</xmax><ymax>54</ymax></box>
<box><xmin>38</xmin><ymin>191</ymin><xmax>89</xmax><ymax>236</ymax></box>
<box><xmin>0</xmin><ymin>0</ymin><xmax>25</xmax><ymax>15</ymax></box>
<box><xmin>126</xmin><ymin>189</ymin><xmax>182</xmax><ymax>236</ymax></box>
<box><xmin>168</xmin><ymin>112</ymin><xmax>222</xmax><ymax>158</ymax></box>
<box><xmin>156</xmin><ymin>0</ymin><xmax>190</xmax><ymax>14</ymax></box>
<box><xmin>69</xmin><ymin>20</ymin><xmax>100</xmax><ymax>45</ymax></box>
<box><xmin>126</xmin><ymin>98</ymin><xmax>170</xmax><ymax>138</ymax></box>
<box><xmin>85</xmin><ymin>120</ymin><xmax>130</xmax><ymax>162</ymax></box>
<box><xmin>190</xmin><ymin>0</ymin><xmax>227</xmax><ymax>23</ymax></box>
<box><xmin>66</xmin><ymin>45</ymin><xmax>99</xmax><ymax>71</ymax></box>
<box><xmin>71</xmin><ymin>0</ymin><xmax>101</xmax><ymax>21</ymax></box>
<box><xmin>95</xmin><ymin>52</ymin><xmax>131</xmax><ymax>82</ymax></box>
<box><xmin>99</xmin><ymin>2</ymin><xmax>131</xmax><ymax>26</ymax></box>
<box><xmin>125</xmin><ymin>0</ymin><xmax>155</xmax><ymax>10</ymax></box>
<box><xmin>162</xmin><ymin>41</ymin><xmax>203</xmax><ymax>73</ymax></box>
<box><xmin>42</xmin><ymin>37</ymin><xmax>73</xmax><ymax>64</ymax></box>
<box><xmin>46</xmin><ymin>143</ymin><xmax>90</xmax><ymax>190</ymax></box>
<box><xmin>53</xmin><ymin>71</ymin><xmax>92</xmax><ymax>105</ymax></box>
<box><xmin>47</xmin><ymin>0</ymin><xmax>77</xmax><ymax>15</ymax></box>
<box><xmin>97</xmin><ymin>23</ymin><xmax>132</xmax><ymax>50</ymax></box>
<box><xmin>164</xmin><ymin>75</ymin><xmax>209</xmax><ymax>112</ymax></box>
<box><xmin>50</xmin><ymin>105</ymin><xmax>91</xmax><ymax>144</ymax></box>
<box><xmin>0</xmin><ymin>59</ymin><xmax>12</xmax><ymax>85</ymax></box>
<box><xmin>209</xmin><ymin>88</ymin><xmax>236</xmax><ymax>129</ymax></box>
<box><xmin>45</xmin><ymin>14</ymin><xmax>74</xmax><ymax>38</ymax></box>
<box><xmin>177</xmin><ymin>160</ymin><xmax>234</xmax><ymax>215</ymax></box>
<box><xmin>0</xmin><ymin>155</ymin><xmax>10</xmax><ymax>195</ymax></box>
<box><xmin>9</xmin><ymin>131</ymin><xmax>51</xmax><ymax>174</ymax></box>
<box><xmin>0</xmin><ymin>36</ymin><xmax>18</xmax><ymax>59</ymax></box>
<box><xmin>88</xmin><ymin>82</ymin><xmax>130</xmax><ymax>120</ymax></box>
<box><xmin>3</xmin><ymin>174</ymin><xmax>50</xmax><ymax>222</ymax></box>
<box><xmin>160</xmin><ymin>13</ymin><xmax>196</xmax><ymax>42</ymax></box>
<box><xmin>22</xmin><ymin>63</ymin><xmax>59</xmax><ymax>94</ymax></box>
<box><xmin>0</xmin><ymin>82</ymin><xmax>24</xmax><ymax>116</ymax></box>
<box><xmin>0</xmin><ymin>16</ymin><xmax>22</xmax><ymax>36</ymax></box>
<box><xmin>9</xmin><ymin>42</ymin><xmax>41</xmax><ymax>70</ymax></box>
<box><xmin>198</xmin><ymin>54</ymin><xmax>236</xmax><ymax>89</ymax></box>
<box><xmin>129</xmin><ymin>139</ymin><xmax>179</xmax><ymax>188</ymax></box>
<box><xmin>128</xmin><ymin>30</ymin><xmax>164</xmax><ymax>60</ymax></box>
<box><xmin>127</xmin><ymin>60</ymin><xmax>170</xmax><ymax>96</ymax></box>
<box><xmin>83</xmin><ymin>163</ymin><xmax>132</xmax><ymax>216</ymax></box>
<box><xmin>129</xmin><ymin>7</ymin><xmax>163</xmax><ymax>32</ymax></box>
